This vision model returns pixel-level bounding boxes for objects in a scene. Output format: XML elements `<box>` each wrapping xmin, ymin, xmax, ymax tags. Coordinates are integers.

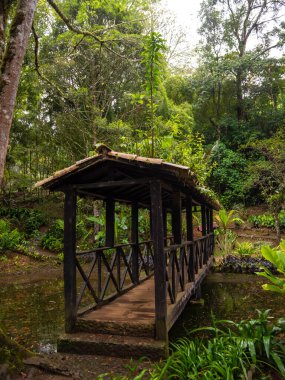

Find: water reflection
<box><xmin>0</xmin><ymin>276</ymin><xmax>64</xmax><ymax>353</ymax></box>
<box><xmin>1</xmin><ymin>272</ymin><xmax>284</xmax><ymax>352</ymax></box>
<box><xmin>170</xmin><ymin>273</ymin><xmax>285</xmax><ymax>341</ymax></box>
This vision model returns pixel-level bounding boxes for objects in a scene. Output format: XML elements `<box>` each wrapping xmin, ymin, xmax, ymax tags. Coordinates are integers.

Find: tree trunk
<box><xmin>236</xmin><ymin>69</ymin><xmax>244</xmax><ymax>121</ymax></box>
<box><xmin>0</xmin><ymin>0</ymin><xmax>38</xmax><ymax>186</ymax></box>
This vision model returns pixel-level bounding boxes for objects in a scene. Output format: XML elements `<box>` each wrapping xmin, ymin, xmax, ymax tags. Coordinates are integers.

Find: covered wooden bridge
<box><xmin>36</xmin><ymin>145</ymin><xmax>219</xmax><ymax>359</ymax></box>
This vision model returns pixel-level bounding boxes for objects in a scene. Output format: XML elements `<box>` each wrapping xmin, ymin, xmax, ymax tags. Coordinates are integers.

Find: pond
<box><xmin>0</xmin><ymin>271</ymin><xmax>284</xmax><ymax>353</ymax></box>
<box><xmin>170</xmin><ymin>273</ymin><xmax>285</xmax><ymax>340</ymax></box>
<box><xmin>0</xmin><ymin>270</ymin><xmax>64</xmax><ymax>353</ymax></box>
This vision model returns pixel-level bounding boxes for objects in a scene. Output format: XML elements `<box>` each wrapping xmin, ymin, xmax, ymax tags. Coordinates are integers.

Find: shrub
<box><xmin>41</xmin><ymin>218</ymin><xmax>91</xmax><ymax>252</ymax></box>
<box><xmin>234</xmin><ymin>241</ymin><xmax>256</xmax><ymax>256</ymax></box>
<box><xmin>0</xmin><ymin>207</ymin><xmax>47</xmax><ymax>236</ymax></box>
<box><xmin>214</xmin><ymin>209</ymin><xmax>243</xmax><ymax>255</ymax></box>
<box><xmin>0</xmin><ymin>220</ymin><xmax>23</xmax><ymax>252</ymax></box>
<box><xmin>41</xmin><ymin>219</ymin><xmax>64</xmax><ymax>252</ymax></box>
<box><xmin>249</xmin><ymin>210</ymin><xmax>285</xmax><ymax>229</ymax></box>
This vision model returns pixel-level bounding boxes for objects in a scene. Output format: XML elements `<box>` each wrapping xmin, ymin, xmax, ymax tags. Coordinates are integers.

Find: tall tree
<box><xmin>0</xmin><ymin>0</ymin><xmax>38</xmax><ymax>186</ymax></box>
<box><xmin>199</xmin><ymin>0</ymin><xmax>285</xmax><ymax>121</ymax></box>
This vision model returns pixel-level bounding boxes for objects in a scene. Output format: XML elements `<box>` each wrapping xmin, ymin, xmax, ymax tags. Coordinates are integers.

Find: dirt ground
<box><xmin>22</xmin><ymin>353</ymin><xmax>152</xmax><ymax>380</ymax></box>
<box><xmin>1</xmin><ymin>353</ymin><xmax>152</xmax><ymax>380</ymax></box>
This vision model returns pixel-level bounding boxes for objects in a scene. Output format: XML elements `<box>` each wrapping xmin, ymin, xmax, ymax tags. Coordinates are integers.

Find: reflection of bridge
<box><xmin>36</xmin><ymin>145</ymin><xmax>218</xmax><ymax>359</ymax></box>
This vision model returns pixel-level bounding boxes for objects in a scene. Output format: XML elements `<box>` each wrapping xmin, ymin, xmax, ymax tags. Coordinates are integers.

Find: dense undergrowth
<box><xmin>100</xmin><ymin>311</ymin><xmax>285</xmax><ymax>380</ymax></box>
<box><xmin>149</xmin><ymin>311</ymin><xmax>285</xmax><ymax>380</ymax></box>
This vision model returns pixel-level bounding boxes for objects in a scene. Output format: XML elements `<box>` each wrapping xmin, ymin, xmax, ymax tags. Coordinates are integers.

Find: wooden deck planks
<box><xmin>81</xmin><ymin>277</ymin><xmax>155</xmax><ymax>325</ymax></box>
<box><xmin>79</xmin><ymin>260</ymin><xmax>212</xmax><ymax>332</ymax></box>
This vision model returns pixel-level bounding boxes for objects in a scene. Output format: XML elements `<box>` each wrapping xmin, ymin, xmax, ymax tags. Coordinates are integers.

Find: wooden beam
<box><xmin>150</xmin><ymin>180</ymin><xmax>168</xmax><ymax>341</ymax></box>
<box><xmin>64</xmin><ymin>187</ymin><xmax>77</xmax><ymax>333</ymax></box>
<box><xmin>105</xmin><ymin>198</ymin><xmax>115</xmax><ymax>247</ymax></box>
<box><xmin>77</xmin><ymin>190</ymin><xmax>105</xmax><ymax>200</ymax></box>
<box><xmin>201</xmin><ymin>205</ymin><xmax>206</xmax><ymax>236</ymax></box>
<box><xmin>172</xmin><ymin>189</ymin><xmax>182</xmax><ymax>244</ymax></box>
<box><xmin>131</xmin><ymin>202</ymin><xmax>139</xmax><ymax>284</ymax></box>
<box><xmin>75</xmin><ymin>178</ymin><xmax>152</xmax><ymax>190</ymax></box>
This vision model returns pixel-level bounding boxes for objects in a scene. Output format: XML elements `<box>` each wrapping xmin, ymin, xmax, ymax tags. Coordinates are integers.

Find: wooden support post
<box><xmin>201</xmin><ymin>205</ymin><xmax>207</xmax><ymax>265</ymax></box>
<box><xmin>209</xmin><ymin>208</ymin><xmax>214</xmax><ymax>232</ymax></box>
<box><xmin>172</xmin><ymin>189</ymin><xmax>182</xmax><ymax>244</ymax></box>
<box><xmin>186</xmin><ymin>195</ymin><xmax>195</xmax><ymax>281</ymax></box>
<box><xmin>131</xmin><ymin>202</ymin><xmax>139</xmax><ymax>284</ymax></box>
<box><xmin>163</xmin><ymin>208</ymin><xmax>167</xmax><ymax>241</ymax></box>
<box><xmin>201</xmin><ymin>205</ymin><xmax>206</xmax><ymax>236</ymax></box>
<box><xmin>150</xmin><ymin>180</ymin><xmax>167</xmax><ymax>342</ymax></box>
<box><xmin>116</xmin><ymin>248</ymin><xmax>121</xmax><ymax>290</ymax></box>
<box><xmin>149</xmin><ymin>208</ymin><xmax>153</xmax><ymax>240</ymax></box>
<box><xmin>210</xmin><ymin>208</ymin><xmax>214</xmax><ymax>255</ymax></box>
<box><xmin>205</xmin><ymin>208</ymin><xmax>208</xmax><ymax>234</ymax></box>
<box><xmin>98</xmin><ymin>252</ymin><xmax>102</xmax><ymax>298</ymax></box>
<box><xmin>64</xmin><ymin>188</ymin><xmax>77</xmax><ymax>333</ymax></box>
<box><xmin>186</xmin><ymin>195</ymin><xmax>193</xmax><ymax>242</ymax></box>
<box><xmin>105</xmin><ymin>198</ymin><xmax>115</xmax><ymax>247</ymax></box>
<box><xmin>208</xmin><ymin>209</ymin><xmax>211</xmax><ymax>233</ymax></box>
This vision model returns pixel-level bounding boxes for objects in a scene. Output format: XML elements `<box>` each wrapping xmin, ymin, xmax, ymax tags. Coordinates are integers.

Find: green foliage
<box><xmin>141</xmin><ymin>32</ymin><xmax>166</xmax><ymax>95</ymax></box>
<box><xmin>209</xmin><ymin>142</ymin><xmax>248</xmax><ymax>208</ymax></box>
<box><xmin>57</xmin><ymin>252</ymin><xmax>64</xmax><ymax>262</ymax></box>
<box><xmin>0</xmin><ymin>207</ymin><xmax>46</xmax><ymax>236</ymax></box>
<box><xmin>150</xmin><ymin>310</ymin><xmax>285</xmax><ymax>379</ymax></box>
<box><xmin>214</xmin><ymin>209</ymin><xmax>243</xmax><ymax>255</ymax></box>
<box><xmin>257</xmin><ymin>240</ymin><xmax>285</xmax><ymax>294</ymax></box>
<box><xmin>249</xmin><ymin>211</ymin><xmax>285</xmax><ymax>229</ymax></box>
<box><xmin>41</xmin><ymin>219</ymin><xmax>64</xmax><ymax>252</ymax></box>
<box><xmin>0</xmin><ymin>220</ymin><xmax>23</xmax><ymax>252</ymax></box>
<box><xmin>215</xmin><ymin>209</ymin><xmax>243</xmax><ymax>232</ymax></box>
<box><xmin>234</xmin><ymin>241</ymin><xmax>256</xmax><ymax>256</ymax></box>
<box><xmin>140</xmin><ymin>31</ymin><xmax>167</xmax><ymax>157</ymax></box>
<box><xmin>246</xmin><ymin>131</ymin><xmax>285</xmax><ymax>239</ymax></box>
<box><xmin>215</xmin><ymin>228</ymin><xmax>237</xmax><ymax>256</ymax></box>
<box><xmin>160</xmin><ymin>132</ymin><xmax>213</xmax><ymax>186</ymax></box>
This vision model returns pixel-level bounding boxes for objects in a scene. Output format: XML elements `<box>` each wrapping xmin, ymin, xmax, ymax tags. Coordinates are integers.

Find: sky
<box><xmin>158</xmin><ymin>0</ymin><xmax>203</xmax><ymax>67</ymax></box>
<box><xmin>159</xmin><ymin>0</ymin><xmax>283</xmax><ymax>65</ymax></box>
<box><xmin>162</xmin><ymin>0</ymin><xmax>202</xmax><ymax>46</ymax></box>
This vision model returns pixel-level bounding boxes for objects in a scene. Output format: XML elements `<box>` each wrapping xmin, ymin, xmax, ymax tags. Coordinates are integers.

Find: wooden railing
<box><xmin>75</xmin><ymin>240</ymin><xmax>154</xmax><ymax>312</ymax></box>
<box><xmin>75</xmin><ymin>233</ymin><xmax>214</xmax><ymax>313</ymax></box>
<box><xmin>165</xmin><ymin>233</ymin><xmax>214</xmax><ymax>304</ymax></box>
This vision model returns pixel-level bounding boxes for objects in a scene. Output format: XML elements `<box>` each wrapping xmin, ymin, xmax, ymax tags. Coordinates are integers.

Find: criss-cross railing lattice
<box><xmin>75</xmin><ymin>241</ymin><xmax>154</xmax><ymax>313</ymax></box>
<box><xmin>165</xmin><ymin>233</ymin><xmax>214</xmax><ymax>304</ymax></box>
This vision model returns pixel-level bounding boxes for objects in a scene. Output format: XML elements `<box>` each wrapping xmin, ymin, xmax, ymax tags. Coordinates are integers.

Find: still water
<box><xmin>0</xmin><ymin>271</ymin><xmax>64</xmax><ymax>353</ymax></box>
<box><xmin>170</xmin><ymin>273</ymin><xmax>285</xmax><ymax>340</ymax></box>
<box><xmin>0</xmin><ymin>272</ymin><xmax>284</xmax><ymax>352</ymax></box>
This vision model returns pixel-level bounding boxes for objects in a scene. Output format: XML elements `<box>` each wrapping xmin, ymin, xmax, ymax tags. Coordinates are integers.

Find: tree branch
<box><xmin>31</xmin><ymin>23</ymin><xmax>75</xmax><ymax>106</ymax></box>
<box><xmin>46</xmin><ymin>0</ymin><xmax>129</xmax><ymax>60</ymax></box>
<box><xmin>245</xmin><ymin>0</ymin><xmax>267</xmax><ymax>41</ymax></box>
